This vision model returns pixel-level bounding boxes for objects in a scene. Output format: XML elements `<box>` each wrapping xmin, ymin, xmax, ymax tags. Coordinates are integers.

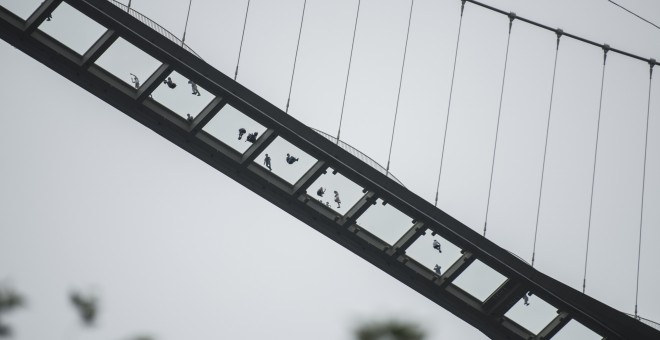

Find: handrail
<box><xmin>106</xmin><ymin>0</ymin><xmax>202</xmax><ymax>59</ymax></box>
<box><xmin>313</xmin><ymin>128</ymin><xmax>405</xmax><ymax>187</ymax></box>
<box><xmin>626</xmin><ymin>314</ymin><xmax>660</xmax><ymax>330</ymax></box>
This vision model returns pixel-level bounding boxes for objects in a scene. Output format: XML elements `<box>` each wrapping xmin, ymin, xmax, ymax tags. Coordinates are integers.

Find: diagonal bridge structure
<box><xmin>0</xmin><ymin>0</ymin><xmax>658</xmax><ymax>339</ymax></box>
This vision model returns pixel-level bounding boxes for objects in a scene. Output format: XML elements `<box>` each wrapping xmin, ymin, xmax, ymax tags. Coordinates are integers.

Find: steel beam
<box><xmin>241</xmin><ymin>129</ymin><xmax>277</xmax><ymax>165</ymax></box>
<box><xmin>25</xmin><ymin>0</ymin><xmax>62</xmax><ymax>34</ymax></box>
<box><xmin>292</xmin><ymin>161</ymin><xmax>328</xmax><ymax>197</ymax></box>
<box><xmin>81</xmin><ymin>29</ymin><xmax>118</xmax><ymax>68</ymax></box>
<box><xmin>189</xmin><ymin>96</ymin><xmax>226</xmax><ymax>134</ymax></box>
<box><xmin>387</xmin><ymin>221</ymin><xmax>425</xmax><ymax>256</ymax></box>
<box><xmin>338</xmin><ymin>191</ymin><xmax>377</xmax><ymax>228</ymax></box>
<box><xmin>537</xmin><ymin>311</ymin><xmax>571</xmax><ymax>339</ymax></box>
<box><xmin>137</xmin><ymin>63</ymin><xmax>171</xmax><ymax>101</ymax></box>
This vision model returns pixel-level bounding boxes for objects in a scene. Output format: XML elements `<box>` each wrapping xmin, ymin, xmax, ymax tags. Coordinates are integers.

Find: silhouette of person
<box><xmin>186</xmin><ymin>114</ymin><xmax>194</xmax><ymax>123</ymax></box>
<box><xmin>264</xmin><ymin>154</ymin><xmax>272</xmax><ymax>171</ymax></box>
<box><xmin>522</xmin><ymin>293</ymin><xmax>530</xmax><ymax>306</ymax></box>
<box><xmin>163</xmin><ymin>76</ymin><xmax>177</xmax><ymax>89</ymax></box>
<box><xmin>246</xmin><ymin>132</ymin><xmax>258</xmax><ymax>143</ymax></box>
<box><xmin>286</xmin><ymin>153</ymin><xmax>299</xmax><ymax>164</ymax></box>
<box><xmin>432</xmin><ymin>240</ymin><xmax>442</xmax><ymax>253</ymax></box>
<box><xmin>130</xmin><ymin>73</ymin><xmax>140</xmax><ymax>89</ymax></box>
<box><xmin>188</xmin><ymin>80</ymin><xmax>200</xmax><ymax>96</ymax></box>
<box><xmin>334</xmin><ymin>191</ymin><xmax>341</xmax><ymax>208</ymax></box>
<box><xmin>238</xmin><ymin>128</ymin><xmax>246</xmax><ymax>140</ymax></box>
<box><xmin>433</xmin><ymin>264</ymin><xmax>442</xmax><ymax>275</ymax></box>
<box><xmin>316</xmin><ymin>187</ymin><xmax>326</xmax><ymax>197</ymax></box>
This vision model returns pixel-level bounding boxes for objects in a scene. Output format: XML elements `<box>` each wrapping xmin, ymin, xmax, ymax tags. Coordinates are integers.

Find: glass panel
<box><xmin>150</xmin><ymin>70</ymin><xmax>213</xmax><ymax>119</ymax></box>
<box><xmin>551</xmin><ymin>320</ymin><xmax>602</xmax><ymax>340</ymax></box>
<box><xmin>505</xmin><ymin>295</ymin><xmax>560</xmax><ymax>335</ymax></box>
<box><xmin>405</xmin><ymin>230</ymin><xmax>462</xmax><ymax>276</ymax></box>
<box><xmin>203</xmin><ymin>104</ymin><xmax>267</xmax><ymax>154</ymax></box>
<box><xmin>355</xmin><ymin>199</ymin><xmax>414</xmax><ymax>245</ymax></box>
<box><xmin>452</xmin><ymin>260</ymin><xmax>507</xmax><ymax>302</ymax></box>
<box><xmin>1</xmin><ymin>0</ymin><xmax>43</xmax><ymax>20</ymax></box>
<box><xmin>307</xmin><ymin>167</ymin><xmax>365</xmax><ymax>216</ymax></box>
<box><xmin>256</xmin><ymin>137</ymin><xmax>316</xmax><ymax>185</ymax></box>
<box><xmin>38</xmin><ymin>2</ymin><xmax>107</xmax><ymax>55</ymax></box>
<box><xmin>95</xmin><ymin>37</ymin><xmax>161</xmax><ymax>89</ymax></box>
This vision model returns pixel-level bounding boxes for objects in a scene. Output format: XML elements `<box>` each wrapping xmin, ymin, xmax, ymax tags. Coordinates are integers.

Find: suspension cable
<box><xmin>607</xmin><ymin>0</ymin><xmax>660</xmax><ymax>31</ymax></box>
<box><xmin>583</xmin><ymin>45</ymin><xmax>610</xmax><ymax>294</ymax></box>
<box><xmin>530</xmin><ymin>30</ymin><xmax>563</xmax><ymax>266</ymax></box>
<box><xmin>181</xmin><ymin>0</ymin><xmax>193</xmax><ymax>45</ymax></box>
<box><xmin>336</xmin><ymin>0</ymin><xmax>362</xmax><ymax>142</ymax></box>
<box><xmin>634</xmin><ymin>59</ymin><xmax>655</xmax><ymax>318</ymax></box>
<box><xmin>234</xmin><ymin>0</ymin><xmax>251</xmax><ymax>81</ymax></box>
<box><xmin>385</xmin><ymin>0</ymin><xmax>415</xmax><ymax>174</ymax></box>
<box><xmin>286</xmin><ymin>0</ymin><xmax>308</xmax><ymax>113</ymax></box>
<box><xmin>483</xmin><ymin>13</ymin><xmax>515</xmax><ymax>237</ymax></box>
<box><xmin>434</xmin><ymin>0</ymin><xmax>466</xmax><ymax>206</ymax></box>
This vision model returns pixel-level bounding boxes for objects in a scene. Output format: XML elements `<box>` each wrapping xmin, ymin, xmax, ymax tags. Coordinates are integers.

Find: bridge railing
<box><xmin>313</xmin><ymin>128</ymin><xmax>404</xmax><ymax>187</ymax></box>
<box><xmin>106</xmin><ymin>0</ymin><xmax>201</xmax><ymax>59</ymax></box>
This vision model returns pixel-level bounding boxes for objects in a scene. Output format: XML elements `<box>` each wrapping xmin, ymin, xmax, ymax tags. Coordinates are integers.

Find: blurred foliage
<box><xmin>70</xmin><ymin>290</ymin><xmax>98</xmax><ymax>326</ymax></box>
<box><xmin>0</xmin><ymin>285</ymin><xmax>25</xmax><ymax>338</ymax></box>
<box><xmin>355</xmin><ymin>319</ymin><xmax>426</xmax><ymax>340</ymax></box>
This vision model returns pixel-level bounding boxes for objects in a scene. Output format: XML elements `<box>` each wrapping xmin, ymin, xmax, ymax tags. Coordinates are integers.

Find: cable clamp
<box><xmin>650</xmin><ymin>58</ymin><xmax>656</xmax><ymax>78</ymax></box>
<box><xmin>602</xmin><ymin>44</ymin><xmax>610</xmax><ymax>64</ymax></box>
<box><xmin>555</xmin><ymin>28</ymin><xmax>563</xmax><ymax>49</ymax></box>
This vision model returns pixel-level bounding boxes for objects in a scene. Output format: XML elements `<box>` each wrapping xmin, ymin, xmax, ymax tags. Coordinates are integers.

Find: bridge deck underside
<box><xmin>1</xmin><ymin>1</ymin><xmax>657</xmax><ymax>339</ymax></box>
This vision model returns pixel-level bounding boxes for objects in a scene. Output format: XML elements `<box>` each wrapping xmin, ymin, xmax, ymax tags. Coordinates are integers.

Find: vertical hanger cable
<box><xmin>530</xmin><ymin>30</ymin><xmax>563</xmax><ymax>266</ymax></box>
<box><xmin>234</xmin><ymin>0</ymin><xmax>251</xmax><ymax>80</ymax></box>
<box><xmin>634</xmin><ymin>60</ymin><xmax>654</xmax><ymax>318</ymax></box>
<box><xmin>385</xmin><ymin>0</ymin><xmax>415</xmax><ymax>174</ymax></box>
<box><xmin>286</xmin><ymin>0</ymin><xmax>308</xmax><ymax>113</ymax></box>
<box><xmin>483</xmin><ymin>13</ymin><xmax>516</xmax><ymax>237</ymax></box>
<box><xmin>434</xmin><ymin>0</ymin><xmax>466</xmax><ymax>206</ymax></box>
<box><xmin>336</xmin><ymin>0</ymin><xmax>362</xmax><ymax>142</ymax></box>
<box><xmin>583</xmin><ymin>45</ymin><xmax>610</xmax><ymax>294</ymax></box>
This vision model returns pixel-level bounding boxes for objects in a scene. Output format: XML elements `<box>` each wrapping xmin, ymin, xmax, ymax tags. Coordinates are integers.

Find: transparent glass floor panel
<box><xmin>256</xmin><ymin>137</ymin><xmax>316</xmax><ymax>185</ymax></box>
<box><xmin>355</xmin><ymin>199</ymin><xmax>414</xmax><ymax>245</ymax></box>
<box><xmin>405</xmin><ymin>230</ymin><xmax>463</xmax><ymax>275</ymax></box>
<box><xmin>452</xmin><ymin>260</ymin><xmax>507</xmax><ymax>302</ymax></box>
<box><xmin>95</xmin><ymin>37</ymin><xmax>162</xmax><ymax>89</ymax></box>
<box><xmin>552</xmin><ymin>320</ymin><xmax>602</xmax><ymax>340</ymax></box>
<box><xmin>1</xmin><ymin>0</ymin><xmax>43</xmax><ymax>20</ymax></box>
<box><xmin>38</xmin><ymin>2</ymin><xmax>106</xmax><ymax>55</ymax></box>
<box><xmin>307</xmin><ymin>167</ymin><xmax>365</xmax><ymax>216</ymax></box>
<box><xmin>151</xmin><ymin>70</ymin><xmax>213</xmax><ymax>119</ymax></box>
<box><xmin>203</xmin><ymin>104</ymin><xmax>267</xmax><ymax>154</ymax></box>
<box><xmin>505</xmin><ymin>294</ymin><xmax>559</xmax><ymax>335</ymax></box>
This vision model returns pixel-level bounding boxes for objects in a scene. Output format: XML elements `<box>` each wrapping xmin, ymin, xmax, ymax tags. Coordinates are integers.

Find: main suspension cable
<box><xmin>286</xmin><ymin>0</ymin><xmax>308</xmax><ymax>113</ymax></box>
<box><xmin>634</xmin><ymin>60</ymin><xmax>655</xmax><ymax>318</ymax></box>
<box><xmin>385</xmin><ymin>0</ymin><xmax>415</xmax><ymax>174</ymax></box>
<box><xmin>530</xmin><ymin>30</ymin><xmax>563</xmax><ymax>267</ymax></box>
<box><xmin>234</xmin><ymin>0</ymin><xmax>251</xmax><ymax>80</ymax></box>
<box><xmin>607</xmin><ymin>0</ymin><xmax>660</xmax><ymax>31</ymax></box>
<box><xmin>434</xmin><ymin>0</ymin><xmax>466</xmax><ymax>207</ymax></box>
<box><xmin>181</xmin><ymin>0</ymin><xmax>193</xmax><ymax>45</ymax></box>
<box><xmin>583</xmin><ymin>45</ymin><xmax>610</xmax><ymax>294</ymax></box>
<box><xmin>336</xmin><ymin>0</ymin><xmax>362</xmax><ymax>142</ymax></box>
<box><xmin>483</xmin><ymin>13</ymin><xmax>515</xmax><ymax>237</ymax></box>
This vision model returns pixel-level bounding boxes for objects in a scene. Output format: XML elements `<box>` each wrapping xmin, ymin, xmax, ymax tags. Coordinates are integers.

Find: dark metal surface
<box><xmin>1</xmin><ymin>1</ymin><xmax>658</xmax><ymax>338</ymax></box>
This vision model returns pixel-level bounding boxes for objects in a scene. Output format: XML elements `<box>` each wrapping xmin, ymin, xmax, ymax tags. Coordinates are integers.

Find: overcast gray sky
<box><xmin>1</xmin><ymin>0</ymin><xmax>659</xmax><ymax>339</ymax></box>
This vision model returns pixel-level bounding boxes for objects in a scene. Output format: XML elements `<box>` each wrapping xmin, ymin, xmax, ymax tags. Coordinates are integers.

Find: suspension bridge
<box><xmin>0</xmin><ymin>0</ymin><xmax>659</xmax><ymax>339</ymax></box>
